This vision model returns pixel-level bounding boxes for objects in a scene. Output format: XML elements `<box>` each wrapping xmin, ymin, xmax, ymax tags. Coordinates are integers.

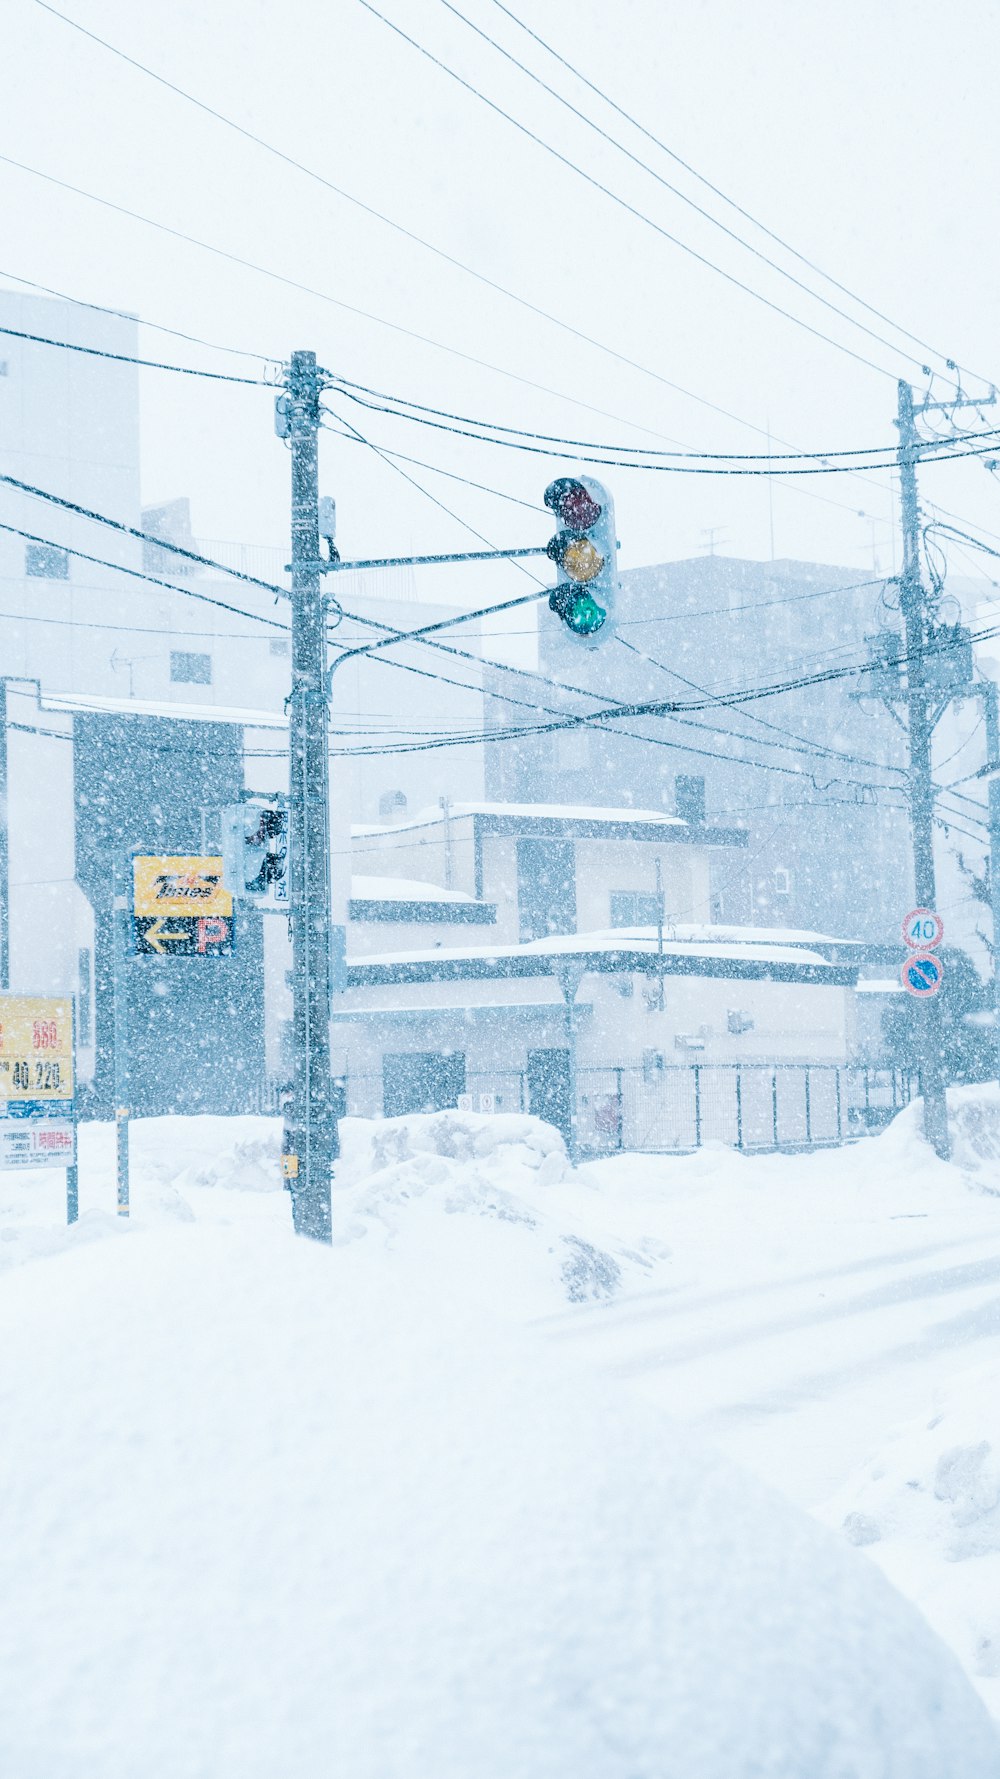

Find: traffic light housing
<box><xmin>222</xmin><ymin>802</ymin><xmax>289</xmax><ymax>907</ymax></box>
<box><xmin>544</xmin><ymin>475</ymin><xmax>617</xmax><ymax>643</ymax></box>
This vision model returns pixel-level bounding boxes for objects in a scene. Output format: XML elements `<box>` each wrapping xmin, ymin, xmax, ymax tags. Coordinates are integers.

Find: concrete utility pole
<box><xmin>284</xmin><ymin>350</ymin><xmax>336</xmax><ymax>1241</ymax></box>
<box><xmin>896</xmin><ymin>379</ymin><xmax>950</xmax><ymax>1158</ymax></box>
<box><xmin>976</xmin><ymin>679</ymin><xmax>1000</xmax><ymax>1084</ymax></box>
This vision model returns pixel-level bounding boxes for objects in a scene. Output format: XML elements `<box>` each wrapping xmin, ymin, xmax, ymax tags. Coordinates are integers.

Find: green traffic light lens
<box><xmin>566</xmin><ymin>590</ymin><xmax>607</xmax><ymax>636</ymax></box>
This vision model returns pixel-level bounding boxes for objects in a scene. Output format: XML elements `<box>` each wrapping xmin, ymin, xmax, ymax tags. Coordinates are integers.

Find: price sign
<box><xmin>902</xmin><ymin>907</ymin><xmax>943</xmax><ymax>951</ymax></box>
<box><xmin>0</xmin><ymin>995</ymin><xmax>76</xmax><ymax>1171</ymax></box>
<box><xmin>0</xmin><ymin>996</ymin><xmax>74</xmax><ymax>1103</ymax></box>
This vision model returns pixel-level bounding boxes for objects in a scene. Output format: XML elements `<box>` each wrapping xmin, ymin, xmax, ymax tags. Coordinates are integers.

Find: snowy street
<box><xmin>2</xmin><ymin>1094</ymin><xmax>999</xmax><ymax>1765</ymax></box>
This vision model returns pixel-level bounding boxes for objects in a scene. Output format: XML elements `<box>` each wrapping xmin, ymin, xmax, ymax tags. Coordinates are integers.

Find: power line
<box><xmin>434</xmin><ymin>0</ymin><xmax>945</xmax><ymax>381</ymax></box>
<box><xmin>321</xmin><ymin>415</ymin><xmax>541</xmax><ymax>511</ymax></box>
<box><xmin>2</xmin><ymin>13</ymin><xmax>903</xmax><ymax>521</ymax></box>
<box><xmin>0</xmin><ymin>518</ymin><xmax>289</xmax><ymax>630</ymax></box>
<box><xmin>0</xmin><ymin>265</ymin><xmax>272</xmax><ymax>363</ymax></box>
<box><xmin>486</xmin><ymin>0</ymin><xmax>982</xmax><ymax>388</ymax></box>
<box><xmin>0</xmin><ymin>157</ymin><xmax>892</xmax><ymax>526</ymax></box>
<box><xmin>0</xmin><ymin>598</ymin><xmax>283</xmax><ymax>642</ymax></box>
<box><xmin>10</xmin><ymin>474</ymin><xmax>990</xmax><ymax>790</ymax></box>
<box><xmin>325</xmin><ymin>384</ymin><xmax>1000</xmax><ymax>475</ymax></box>
<box><xmin>0</xmin><ymin>471</ymin><xmax>290</xmax><ymax>595</ymax></box>
<box><xmin>325</xmin><ymin>370</ymin><xmax>941</xmax><ymax>462</ymax></box>
<box><xmin>618</xmin><ymin>574</ymin><xmax>887</xmax><ymax>628</ymax></box>
<box><xmin>357</xmin><ymin>0</ymin><xmax>898</xmax><ymax>380</ymax></box>
<box><xmin>0</xmin><ymin>320</ymin><xmax>272</xmax><ymax>384</ymax></box>
<box><xmin>615</xmin><ymin>633</ymin><xmax>904</xmax><ymax>779</ymax></box>
<box><xmin>22</xmin><ymin>11</ymin><xmax>802</xmax><ymax>435</ymax></box>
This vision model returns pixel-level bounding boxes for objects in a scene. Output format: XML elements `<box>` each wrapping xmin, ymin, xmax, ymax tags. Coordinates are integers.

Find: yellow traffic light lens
<box><xmin>562</xmin><ymin>536</ymin><xmax>604</xmax><ymax>582</ymax></box>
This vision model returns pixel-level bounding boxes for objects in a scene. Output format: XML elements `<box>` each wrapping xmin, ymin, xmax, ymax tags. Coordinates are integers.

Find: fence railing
<box><xmin>334</xmin><ymin>1063</ymin><xmax>919</xmax><ymax>1156</ymax></box>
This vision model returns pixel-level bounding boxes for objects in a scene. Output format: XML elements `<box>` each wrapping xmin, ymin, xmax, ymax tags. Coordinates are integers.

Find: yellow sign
<box><xmin>0</xmin><ymin>995</ymin><xmax>74</xmax><ymax>1102</ymax></box>
<box><xmin>132</xmin><ymin>855</ymin><xmax>232</xmax><ymax>920</ymax></box>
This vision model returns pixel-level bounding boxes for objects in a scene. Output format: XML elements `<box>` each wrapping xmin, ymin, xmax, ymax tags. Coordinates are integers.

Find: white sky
<box><xmin>3</xmin><ymin>0</ymin><xmax>1000</xmax><ymax>606</ymax></box>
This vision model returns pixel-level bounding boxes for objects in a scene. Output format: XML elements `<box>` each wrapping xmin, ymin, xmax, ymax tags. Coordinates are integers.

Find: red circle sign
<box><xmin>902</xmin><ymin>907</ymin><xmax>943</xmax><ymax>950</ymax></box>
<box><xmin>900</xmin><ymin>951</ymin><xmax>944</xmax><ymax>997</ymax></box>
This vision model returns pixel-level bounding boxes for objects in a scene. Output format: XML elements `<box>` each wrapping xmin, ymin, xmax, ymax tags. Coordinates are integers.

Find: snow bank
<box><xmin>822</xmin><ymin>1357</ymin><xmax>1000</xmax><ymax>1687</ymax></box>
<box><xmin>333</xmin><ymin>1111</ymin><xmax>663</xmax><ymax>1304</ymax></box>
<box><xmin>875</xmin><ymin>1083</ymin><xmax>1000</xmax><ymax>1190</ymax></box>
<box><xmin>0</xmin><ymin>1223</ymin><xmax>996</xmax><ymax>1778</ymax></box>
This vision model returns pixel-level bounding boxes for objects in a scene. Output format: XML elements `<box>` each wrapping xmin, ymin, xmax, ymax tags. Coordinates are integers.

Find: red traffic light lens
<box><xmin>544</xmin><ymin>477</ymin><xmax>602</xmax><ymax>532</ymax></box>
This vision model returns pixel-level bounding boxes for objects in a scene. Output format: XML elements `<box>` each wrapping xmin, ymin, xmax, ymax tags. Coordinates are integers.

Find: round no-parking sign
<box><xmin>900</xmin><ymin>951</ymin><xmax>945</xmax><ymax>998</ymax></box>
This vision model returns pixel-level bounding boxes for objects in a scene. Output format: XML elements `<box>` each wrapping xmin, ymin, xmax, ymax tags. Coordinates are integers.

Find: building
<box><xmin>333</xmin><ymin>800</ymin><xmax>861</xmax><ymax>1150</ymax></box>
<box><xmin>485</xmin><ymin>555</ymin><xmax>914</xmax><ymax>942</ymax></box>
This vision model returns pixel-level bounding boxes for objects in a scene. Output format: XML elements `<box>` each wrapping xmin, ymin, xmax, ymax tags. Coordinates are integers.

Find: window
<box><xmin>773</xmin><ymin>867</ymin><xmax>792</xmax><ymax>897</ymax></box>
<box><xmin>610</xmin><ymin>891</ymin><xmax>664</xmax><ymax>928</ymax></box>
<box><xmin>170</xmin><ymin>650</ymin><xmax>212</xmax><ymax>686</ymax></box>
<box><xmin>676</xmin><ymin>774</ymin><xmax>706</xmax><ymax>824</ymax></box>
<box><xmin>25</xmin><ymin>543</ymin><xmax>69</xmax><ymax>579</ymax></box>
<box><xmin>269</xmin><ymin>638</ymin><xmax>290</xmax><ymax>657</ymax></box>
<box><xmin>379</xmin><ymin>789</ymin><xmax>408</xmax><ymax>823</ymax></box>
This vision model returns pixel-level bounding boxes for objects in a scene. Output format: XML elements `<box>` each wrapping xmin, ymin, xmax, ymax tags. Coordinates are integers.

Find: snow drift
<box><xmin>824</xmin><ymin>1355</ymin><xmax>1000</xmax><ymax>1688</ymax></box>
<box><xmin>0</xmin><ymin>1222</ymin><xmax>996</xmax><ymax>1778</ymax></box>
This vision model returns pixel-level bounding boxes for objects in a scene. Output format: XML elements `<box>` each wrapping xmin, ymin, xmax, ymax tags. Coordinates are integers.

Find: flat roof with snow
<box><xmin>354</xmin><ymin>801</ymin><xmax>748</xmax><ymax>848</ymax></box>
<box><xmin>344</xmin><ymin>926</ymin><xmax>857</xmax><ymax>989</ymax></box>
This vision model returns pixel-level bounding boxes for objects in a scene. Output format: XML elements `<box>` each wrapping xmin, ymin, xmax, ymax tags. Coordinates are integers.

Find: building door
<box><xmin>527</xmin><ymin>1047</ymin><xmax>572</xmax><ymax>1143</ymax></box>
<box><xmin>382</xmin><ymin>1051</ymin><xmax>466</xmax><ymax>1118</ymax></box>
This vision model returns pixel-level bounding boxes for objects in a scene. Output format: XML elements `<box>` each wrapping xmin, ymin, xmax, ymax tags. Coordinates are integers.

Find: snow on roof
<box><xmin>353</xmin><ymin>801</ymin><xmax>687</xmax><ymax>838</ymax></box>
<box><xmin>350</xmin><ymin>875</ymin><xmax>477</xmax><ymax>905</ymax></box>
<box><xmin>42</xmin><ymin>690</ymin><xmax>288</xmax><ymax>729</ymax></box>
<box><xmin>349</xmin><ymin>928</ymin><xmax>833</xmax><ymax>971</ymax></box>
<box><xmin>856</xmin><ymin>978</ymin><xmax>906</xmax><ymax>994</ymax></box>
<box><xmin>621</xmin><ymin>922</ymin><xmax>857</xmax><ymax>950</ymax></box>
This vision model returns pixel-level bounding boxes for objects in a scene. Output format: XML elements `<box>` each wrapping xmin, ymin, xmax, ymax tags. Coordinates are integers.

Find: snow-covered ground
<box><xmin>1</xmin><ymin>1093</ymin><xmax>999</xmax><ymax>1771</ymax></box>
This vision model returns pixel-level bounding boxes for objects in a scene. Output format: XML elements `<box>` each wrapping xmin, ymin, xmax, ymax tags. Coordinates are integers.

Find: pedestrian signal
<box><xmin>222</xmin><ymin>804</ymin><xmax>289</xmax><ymax>907</ymax></box>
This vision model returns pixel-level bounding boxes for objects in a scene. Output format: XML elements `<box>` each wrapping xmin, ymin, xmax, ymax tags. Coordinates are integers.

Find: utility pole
<box><xmin>112</xmin><ymin>859</ymin><xmax>130</xmax><ymax>1215</ymax></box>
<box><xmin>896</xmin><ymin>379</ymin><xmax>950</xmax><ymax>1157</ymax></box>
<box><xmin>977</xmin><ymin>679</ymin><xmax>1000</xmax><ymax>1084</ymax></box>
<box><xmin>654</xmin><ymin>855</ymin><xmax>665</xmax><ymax>1012</ymax></box>
<box><xmin>284</xmin><ymin>349</ymin><xmax>336</xmax><ymax>1241</ymax></box>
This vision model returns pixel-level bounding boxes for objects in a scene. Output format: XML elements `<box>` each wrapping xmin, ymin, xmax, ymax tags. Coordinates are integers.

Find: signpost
<box><xmin>131</xmin><ymin>855</ymin><xmax>234</xmax><ymax>957</ymax></box>
<box><xmin>901</xmin><ymin>952</ymin><xmax>944</xmax><ymax>998</ymax></box>
<box><xmin>0</xmin><ymin>993</ymin><xmax>77</xmax><ymax>1221</ymax></box>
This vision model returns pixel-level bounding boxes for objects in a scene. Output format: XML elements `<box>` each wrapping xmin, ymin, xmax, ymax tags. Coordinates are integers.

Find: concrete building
<box><xmin>332</xmin><ymin>800</ymin><xmax>862</xmax><ymax>1150</ymax></box>
<box><xmin>485</xmin><ymin>555</ymin><xmax>913</xmax><ymax>943</ymax></box>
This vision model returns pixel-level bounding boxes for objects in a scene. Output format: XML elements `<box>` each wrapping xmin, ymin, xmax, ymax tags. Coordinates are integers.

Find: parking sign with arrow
<box><xmin>131</xmin><ymin>856</ymin><xmax>235</xmax><ymax>957</ymax></box>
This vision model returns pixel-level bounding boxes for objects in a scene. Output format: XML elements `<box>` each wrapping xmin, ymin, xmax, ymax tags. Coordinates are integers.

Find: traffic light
<box><xmin>222</xmin><ymin>802</ymin><xmax>289</xmax><ymax>907</ymax></box>
<box><xmin>544</xmin><ymin>475</ymin><xmax>618</xmax><ymax>642</ymax></box>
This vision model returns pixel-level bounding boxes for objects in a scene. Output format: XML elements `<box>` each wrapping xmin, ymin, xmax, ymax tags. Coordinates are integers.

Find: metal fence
<box><xmin>334</xmin><ymin>1063</ymin><xmax>918</xmax><ymax>1156</ymax></box>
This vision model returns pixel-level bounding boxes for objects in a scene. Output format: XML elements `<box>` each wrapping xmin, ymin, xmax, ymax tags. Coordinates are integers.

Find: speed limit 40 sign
<box><xmin>902</xmin><ymin>907</ymin><xmax>943</xmax><ymax>951</ymax></box>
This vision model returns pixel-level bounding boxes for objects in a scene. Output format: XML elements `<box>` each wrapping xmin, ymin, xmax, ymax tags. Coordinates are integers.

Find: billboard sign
<box><xmin>132</xmin><ymin>855</ymin><xmax>235</xmax><ymax>957</ymax></box>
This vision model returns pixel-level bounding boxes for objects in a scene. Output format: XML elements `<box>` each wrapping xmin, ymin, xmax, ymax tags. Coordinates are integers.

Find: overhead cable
<box><xmin>486</xmin><ymin>0</ymin><xmax>985</xmax><ymax>386</ymax></box>
<box><xmin>356</xmin><ymin>0</ymin><xmax>897</xmax><ymax>379</ymax></box>
<box><xmin>435</xmin><ymin>0</ymin><xmax>945</xmax><ymax>381</ymax></box>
